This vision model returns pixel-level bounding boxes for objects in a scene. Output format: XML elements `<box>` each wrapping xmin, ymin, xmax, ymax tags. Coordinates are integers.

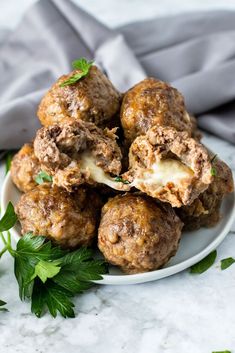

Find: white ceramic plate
<box><xmin>1</xmin><ymin>172</ymin><xmax>235</xmax><ymax>285</ymax></box>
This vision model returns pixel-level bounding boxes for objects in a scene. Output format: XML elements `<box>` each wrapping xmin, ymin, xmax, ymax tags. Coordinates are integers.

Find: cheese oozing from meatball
<box><xmin>80</xmin><ymin>152</ymin><xmax>127</xmax><ymax>190</ymax></box>
<box><xmin>132</xmin><ymin>159</ymin><xmax>194</xmax><ymax>189</ymax></box>
<box><xmin>184</xmin><ymin>111</ymin><xmax>191</xmax><ymax>122</ymax></box>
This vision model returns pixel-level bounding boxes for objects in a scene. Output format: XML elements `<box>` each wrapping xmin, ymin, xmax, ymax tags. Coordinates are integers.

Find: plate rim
<box><xmin>1</xmin><ymin>172</ymin><xmax>235</xmax><ymax>285</ymax></box>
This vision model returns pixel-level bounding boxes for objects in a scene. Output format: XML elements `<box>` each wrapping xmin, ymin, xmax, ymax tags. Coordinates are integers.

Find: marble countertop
<box><xmin>1</xmin><ymin>1</ymin><xmax>235</xmax><ymax>353</ymax></box>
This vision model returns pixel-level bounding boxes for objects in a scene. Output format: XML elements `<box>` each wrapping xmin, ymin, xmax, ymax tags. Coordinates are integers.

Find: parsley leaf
<box><xmin>0</xmin><ymin>202</ymin><xmax>18</xmax><ymax>232</ymax></box>
<box><xmin>14</xmin><ymin>233</ymin><xmax>65</xmax><ymax>299</ymax></box>
<box><xmin>72</xmin><ymin>58</ymin><xmax>93</xmax><ymax>71</ymax></box>
<box><xmin>35</xmin><ymin>171</ymin><xmax>53</xmax><ymax>185</ymax></box>
<box><xmin>31</xmin><ymin>260</ymin><xmax>61</xmax><ymax>283</ymax></box>
<box><xmin>221</xmin><ymin>257</ymin><xmax>235</xmax><ymax>270</ymax></box>
<box><xmin>14</xmin><ymin>234</ymin><xmax>107</xmax><ymax>317</ymax></box>
<box><xmin>212</xmin><ymin>351</ymin><xmax>232</xmax><ymax>353</ymax></box>
<box><xmin>5</xmin><ymin>151</ymin><xmax>14</xmax><ymax>175</ymax></box>
<box><xmin>31</xmin><ymin>278</ymin><xmax>75</xmax><ymax>318</ymax></box>
<box><xmin>0</xmin><ymin>300</ymin><xmax>8</xmax><ymax>312</ymax></box>
<box><xmin>53</xmin><ymin>248</ymin><xmax>108</xmax><ymax>293</ymax></box>
<box><xmin>30</xmin><ymin>247</ymin><xmax>107</xmax><ymax>318</ymax></box>
<box><xmin>211</xmin><ymin>167</ymin><xmax>217</xmax><ymax>176</ymax></box>
<box><xmin>190</xmin><ymin>250</ymin><xmax>217</xmax><ymax>274</ymax></box>
<box><xmin>0</xmin><ymin>205</ymin><xmax>107</xmax><ymax>318</ymax></box>
<box><xmin>114</xmin><ymin>176</ymin><xmax>130</xmax><ymax>184</ymax></box>
<box><xmin>210</xmin><ymin>154</ymin><xmax>217</xmax><ymax>176</ymax></box>
<box><xmin>60</xmin><ymin>58</ymin><xmax>93</xmax><ymax>87</ymax></box>
<box><xmin>53</xmin><ymin>272</ymin><xmax>93</xmax><ymax>294</ymax></box>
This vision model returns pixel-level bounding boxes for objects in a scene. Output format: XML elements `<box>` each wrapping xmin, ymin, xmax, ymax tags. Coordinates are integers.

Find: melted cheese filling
<box><xmin>132</xmin><ymin>159</ymin><xmax>194</xmax><ymax>188</ymax></box>
<box><xmin>184</xmin><ymin>111</ymin><xmax>191</xmax><ymax>122</ymax></box>
<box><xmin>80</xmin><ymin>152</ymin><xmax>123</xmax><ymax>190</ymax></box>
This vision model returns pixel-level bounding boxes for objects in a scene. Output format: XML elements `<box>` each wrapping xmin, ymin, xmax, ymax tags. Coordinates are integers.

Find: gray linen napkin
<box><xmin>1</xmin><ymin>0</ymin><xmax>235</xmax><ymax>149</ymax></box>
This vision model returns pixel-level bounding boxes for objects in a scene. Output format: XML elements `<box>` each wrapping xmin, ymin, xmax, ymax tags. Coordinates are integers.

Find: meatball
<box><xmin>10</xmin><ymin>143</ymin><xmax>41</xmax><ymax>193</ymax></box>
<box><xmin>15</xmin><ymin>184</ymin><xmax>102</xmax><ymax>249</ymax></box>
<box><xmin>120</xmin><ymin>78</ymin><xmax>194</xmax><ymax>144</ymax></box>
<box><xmin>123</xmin><ymin>126</ymin><xmax>213</xmax><ymax>207</ymax></box>
<box><xmin>37</xmin><ymin>65</ymin><xmax>122</xmax><ymax>127</ymax></box>
<box><xmin>190</xmin><ymin>114</ymin><xmax>202</xmax><ymax>141</ymax></box>
<box><xmin>98</xmin><ymin>193</ymin><xmax>183</xmax><ymax>274</ymax></box>
<box><xmin>34</xmin><ymin>120</ymin><xmax>129</xmax><ymax>192</ymax></box>
<box><xmin>176</xmin><ymin>157</ymin><xmax>234</xmax><ymax>230</ymax></box>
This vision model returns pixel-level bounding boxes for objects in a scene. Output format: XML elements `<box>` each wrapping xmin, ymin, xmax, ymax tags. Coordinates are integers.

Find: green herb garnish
<box><xmin>0</xmin><ymin>203</ymin><xmax>107</xmax><ymax>318</ymax></box>
<box><xmin>211</xmin><ymin>154</ymin><xmax>217</xmax><ymax>163</ymax></box>
<box><xmin>0</xmin><ymin>300</ymin><xmax>8</xmax><ymax>312</ymax></box>
<box><xmin>35</xmin><ymin>171</ymin><xmax>53</xmax><ymax>185</ymax></box>
<box><xmin>190</xmin><ymin>250</ymin><xmax>217</xmax><ymax>274</ymax></box>
<box><xmin>14</xmin><ymin>233</ymin><xmax>65</xmax><ymax>300</ymax></box>
<box><xmin>31</xmin><ymin>259</ymin><xmax>62</xmax><ymax>283</ymax></box>
<box><xmin>60</xmin><ymin>58</ymin><xmax>94</xmax><ymax>87</ymax></box>
<box><xmin>31</xmin><ymin>278</ymin><xmax>75</xmax><ymax>318</ymax></box>
<box><xmin>221</xmin><ymin>257</ymin><xmax>235</xmax><ymax>270</ymax></box>
<box><xmin>114</xmin><ymin>176</ymin><xmax>130</xmax><ymax>184</ymax></box>
<box><xmin>212</xmin><ymin>351</ymin><xmax>231</xmax><ymax>353</ymax></box>
<box><xmin>210</xmin><ymin>154</ymin><xmax>217</xmax><ymax>176</ymax></box>
<box><xmin>0</xmin><ymin>202</ymin><xmax>18</xmax><ymax>233</ymax></box>
<box><xmin>5</xmin><ymin>151</ymin><xmax>14</xmax><ymax>175</ymax></box>
<box><xmin>211</xmin><ymin>167</ymin><xmax>217</xmax><ymax>176</ymax></box>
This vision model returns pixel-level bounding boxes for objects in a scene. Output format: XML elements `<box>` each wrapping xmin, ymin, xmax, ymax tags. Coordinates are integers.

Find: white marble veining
<box><xmin>1</xmin><ymin>1</ymin><xmax>235</xmax><ymax>353</ymax></box>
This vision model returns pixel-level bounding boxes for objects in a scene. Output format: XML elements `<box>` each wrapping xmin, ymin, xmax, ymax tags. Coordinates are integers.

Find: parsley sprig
<box><xmin>0</xmin><ymin>202</ymin><xmax>18</xmax><ymax>234</ymax></box>
<box><xmin>60</xmin><ymin>58</ymin><xmax>94</xmax><ymax>87</ymax></box>
<box><xmin>114</xmin><ymin>176</ymin><xmax>130</xmax><ymax>184</ymax></box>
<box><xmin>35</xmin><ymin>171</ymin><xmax>53</xmax><ymax>185</ymax></box>
<box><xmin>190</xmin><ymin>250</ymin><xmax>217</xmax><ymax>274</ymax></box>
<box><xmin>221</xmin><ymin>257</ymin><xmax>235</xmax><ymax>270</ymax></box>
<box><xmin>5</xmin><ymin>151</ymin><xmax>14</xmax><ymax>175</ymax></box>
<box><xmin>210</xmin><ymin>154</ymin><xmax>217</xmax><ymax>176</ymax></box>
<box><xmin>0</xmin><ymin>202</ymin><xmax>107</xmax><ymax>318</ymax></box>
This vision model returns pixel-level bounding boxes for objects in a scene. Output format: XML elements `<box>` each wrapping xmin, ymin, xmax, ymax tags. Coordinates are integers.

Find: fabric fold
<box><xmin>1</xmin><ymin>0</ymin><xmax>235</xmax><ymax>148</ymax></box>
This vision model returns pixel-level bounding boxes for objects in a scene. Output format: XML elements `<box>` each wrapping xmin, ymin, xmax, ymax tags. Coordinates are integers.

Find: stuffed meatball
<box><xmin>176</xmin><ymin>157</ymin><xmax>234</xmax><ymax>230</ymax></box>
<box><xmin>15</xmin><ymin>184</ymin><xmax>102</xmax><ymax>249</ymax></box>
<box><xmin>123</xmin><ymin>126</ymin><xmax>213</xmax><ymax>207</ymax></box>
<box><xmin>120</xmin><ymin>78</ymin><xmax>196</xmax><ymax>144</ymax></box>
<box><xmin>98</xmin><ymin>193</ymin><xmax>183</xmax><ymax>274</ymax></box>
<box><xmin>10</xmin><ymin>143</ymin><xmax>41</xmax><ymax>193</ymax></box>
<box><xmin>37</xmin><ymin>65</ymin><xmax>122</xmax><ymax>127</ymax></box>
<box><xmin>34</xmin><ymin>120</ymin><xmax>129</xmax><ymax>192</ymax></box>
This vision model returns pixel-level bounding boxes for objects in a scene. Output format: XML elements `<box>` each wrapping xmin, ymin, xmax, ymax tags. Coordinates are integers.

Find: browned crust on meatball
<box><xmin>98</xmin><ymin>193</ymin><xmax>183</xmax><ymax>274</ymax></box>
<box><xmin>10</xmin><ymin>143</ymin><xmax>41</xmax><ymax>193</ymax></box>
<box><xmin>37</xmin><ymin>66</ymin><xmax>122</xmax><ymax>127</ymax></box>
<box><xmin>120</xmin><ymin>78</ymin><xmax>194</xmax><ymax>144</ymax></box>
<box><xmin>176</xmin><ymin>193</ymin><xmax>222</xmax><ymax>230</ymax></box>
<box><xmin>176</xmin><ymin>157</ymin><xmax>234</xmax><ymax>230</ymax></box>
<box><xmin>15</xmin><ymin>184</ymin><xmax>103</xmax><ymax>249</ymax></box>
<box><xmin>34</xmin><ymin>120</ymin><xmax>123</xmax><ymax>191</ymax></box>
<box><xmin>124</xmin><ymin>126</ymin><xmax>213</xmax><ymax>207</ymax></box>
<box><xmin>189</xmin><ymin>114</ymin><xmax>202</xmax><ymax>141</ymax></box>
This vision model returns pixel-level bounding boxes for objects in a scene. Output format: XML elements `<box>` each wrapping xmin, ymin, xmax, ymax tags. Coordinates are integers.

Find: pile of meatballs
<box><xmin>11</xmin><ymin>61</ymin><xmax>234</xmax><ymax>274</ymax></box>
